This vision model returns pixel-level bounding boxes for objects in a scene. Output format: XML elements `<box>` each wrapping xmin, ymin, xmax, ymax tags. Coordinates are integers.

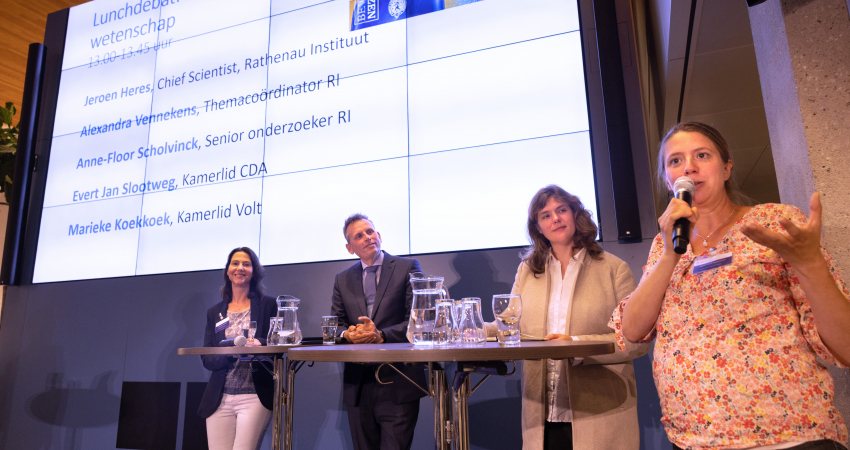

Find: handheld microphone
<box><xmin>672</xmin><ymin>176</ymin><xmax>695</xmax><ymax>254</ymax></box>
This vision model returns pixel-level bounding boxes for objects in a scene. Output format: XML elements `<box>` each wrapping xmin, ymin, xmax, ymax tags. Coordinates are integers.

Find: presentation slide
<box><xmin>33</xmin><ymin>0</ymin><xmax>596</xmax><ymax>282</ymax></box>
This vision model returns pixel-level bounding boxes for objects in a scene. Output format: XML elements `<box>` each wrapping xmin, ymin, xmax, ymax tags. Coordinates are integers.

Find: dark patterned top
<box><xmin>223</xmin><ymin>308</ymin><xmax>255</xmax><ymax>395</ymax></box>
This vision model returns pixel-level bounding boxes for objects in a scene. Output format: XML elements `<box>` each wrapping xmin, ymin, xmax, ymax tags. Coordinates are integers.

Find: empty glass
<box><xmin>433</xmin><ymin>301</ymin><xmax>453</xmax><ymax>345</ymax></box>
<box><xmin>492</xmin><ymin>294</ymin><xmax>522</xmax><ymax>345</ymax></box>
<box><xmin>458</xmin><ymin>297</ymin><xmax>486</xmax><ymax>345</ymax></box>
<box><xmin>450</xmin><ymin>299</ymin><xmax>465</xmax><ymax>343</ymax></box>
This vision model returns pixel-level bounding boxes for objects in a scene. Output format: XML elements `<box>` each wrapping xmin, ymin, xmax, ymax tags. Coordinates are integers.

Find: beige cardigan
<box><xmin>511</xmin><ymin>251</ymin><xmax>648</xmax><ymax>450</ymax></box>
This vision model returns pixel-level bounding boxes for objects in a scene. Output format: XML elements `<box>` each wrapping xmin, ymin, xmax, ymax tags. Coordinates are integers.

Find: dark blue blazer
<box><xmin>197</xmin><ymin>294</ymin><xmax>277</xmax><ymax>418</ymax></box>
<box><xmin>331</xmin><ymin>252</ymin><xmax>427</xmax><ymax>407</ymax></box>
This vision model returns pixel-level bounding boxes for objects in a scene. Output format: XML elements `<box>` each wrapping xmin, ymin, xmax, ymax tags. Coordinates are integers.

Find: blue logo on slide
<box><xmin>352</xmin><ymin>0</ymin><xmax>475</xmax><ymax>31</ymax></box>
<box><xmin>389</xmin><ymin>0</ymin><xmax>406</xmax><ymax>19</ymax></box>
<box><xmin>353</xmin><ymin>0</ymin><xmax>380</xmax><ymax>26</ymax></box>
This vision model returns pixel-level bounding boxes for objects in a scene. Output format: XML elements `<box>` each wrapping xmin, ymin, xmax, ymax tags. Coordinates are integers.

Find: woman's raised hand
<box><xmin>741</xmin><ymin>192</ymin><xmax>824</xmax><ymax>270</ymax></box>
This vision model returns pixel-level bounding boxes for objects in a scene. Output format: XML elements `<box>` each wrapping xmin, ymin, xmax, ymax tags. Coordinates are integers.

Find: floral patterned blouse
<box><xmin>610</xmin><ymin>203</ymin><xmax>849</xmax><ymax>449</ymax></box>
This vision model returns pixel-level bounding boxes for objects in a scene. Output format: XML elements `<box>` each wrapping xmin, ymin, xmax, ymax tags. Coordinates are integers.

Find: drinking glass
<box><xmin>433</xmin><ymin>301</ymin><xmax>453</xmax><ymax>345</ymax></box>
<box><xmin>459</xmin><ymin>297</ymin><xmax>486</xmax><ymax>344</ymax></box>
<box><xmin>321</xmin><ymin>315</ymin><xmax>338</xmax><ymax>345</ymax></box>
<box><xmin>492</xmin><ymin>294</ymin><xmax>522</xmax><ymax>345</ymax></box>
<box><xmin>244</xmin><ymin>320</ymin><xmax>257</xmax><ymax>342</ymax></box>
<box><xmin>450</xmin><ymin>299</ymin><xmax>465</xmax><ymax>343</ymax></box>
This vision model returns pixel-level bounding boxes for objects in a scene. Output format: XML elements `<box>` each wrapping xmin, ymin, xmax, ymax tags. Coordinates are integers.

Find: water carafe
<box><xmin>270</xmin><ymin>295</ymin><xmax>302</xmax><ymax>345</ymax></box>
<box><xmin>407</xmin><ymin>273</ymin><xmax>448</xmax><ymax>346</ymax></box>
<box><xmin>267</xmin><ymin>317</ymin><xmax>283</xmax><ymax>345</ymax></box>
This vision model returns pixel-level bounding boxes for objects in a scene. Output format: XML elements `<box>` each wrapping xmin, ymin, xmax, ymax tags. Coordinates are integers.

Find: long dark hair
<box><xmin>221</xmin><ymin>247</ymin><xmax>265</xmax><ymax>302</ymax></box>
<box><xmin>521</xmin><ymin>185</ymin><xmax>603</xmax><ymax>276</ymax></box>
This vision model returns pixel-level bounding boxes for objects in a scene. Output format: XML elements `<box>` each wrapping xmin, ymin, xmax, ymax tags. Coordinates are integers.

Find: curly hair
<box><xmin>521</xmin><ymin>185</ymin><xmax>602</xmax><ymax>276</ymax></box>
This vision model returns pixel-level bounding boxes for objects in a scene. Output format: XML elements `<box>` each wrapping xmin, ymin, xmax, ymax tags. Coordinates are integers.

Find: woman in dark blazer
<box><xmin>199</xmin><ymin>247</ymin><xmax>277</xmax><ymax>450</ymax></box>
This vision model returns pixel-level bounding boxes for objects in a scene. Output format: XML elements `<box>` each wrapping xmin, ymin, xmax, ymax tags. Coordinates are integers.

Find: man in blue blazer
<box><xmin>331</xmin><ymin>213</ymin><xmax>427</xmax><ymax>450</ymax></box>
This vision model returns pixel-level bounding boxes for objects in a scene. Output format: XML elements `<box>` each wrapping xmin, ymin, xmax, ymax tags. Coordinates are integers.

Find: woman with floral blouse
<box><xmin>611</xmin><ymin>122</ymin><xmax>850</xmax><ymax>450</ymax></box>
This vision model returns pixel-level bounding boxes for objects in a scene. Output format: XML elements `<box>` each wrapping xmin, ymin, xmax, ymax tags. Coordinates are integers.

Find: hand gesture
<box><xmin>345</xmin><ymin>316</ymin><xmax>383</xmax><ymax>344</ymax></box>
<box><xmin>741</xmin><ymin>192</ymin><xmax>825</xmax><ymax>270</ymax></box>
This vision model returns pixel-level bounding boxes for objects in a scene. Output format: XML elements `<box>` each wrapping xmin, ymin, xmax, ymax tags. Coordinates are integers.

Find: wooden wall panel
<box><xmin>0</xmin><ymin>1</ymin><xmax>86</xmax><ymax>110</ymax></box>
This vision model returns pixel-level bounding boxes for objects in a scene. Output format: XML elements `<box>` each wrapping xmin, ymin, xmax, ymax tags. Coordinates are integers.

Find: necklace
<box><xmin>693</xmin><ymin>207</ymin><xmax>738</xmax><ymax>248</ymax></box>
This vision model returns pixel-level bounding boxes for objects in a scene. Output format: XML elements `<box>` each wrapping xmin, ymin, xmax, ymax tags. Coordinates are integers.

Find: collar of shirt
<box><xmin>360</xmin><ymin>251</ymin><xmax>385</xmax><ymax>282</ymax></box>
<box><xmin>360</xmin><ymin>251</ymin><xmax>384</xmax><ymax>270</ymax></box>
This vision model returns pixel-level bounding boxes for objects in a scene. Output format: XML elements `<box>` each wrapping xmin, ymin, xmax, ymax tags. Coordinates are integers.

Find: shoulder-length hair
<box><xmin>221</xmin><ymin>247</ymin><xmax>266</xmax><ymax>302</ymax></box>
<box><xmin>521</xmin><ymin>185</ymin><xmax>603</xmax><ymax>276</ymax></box>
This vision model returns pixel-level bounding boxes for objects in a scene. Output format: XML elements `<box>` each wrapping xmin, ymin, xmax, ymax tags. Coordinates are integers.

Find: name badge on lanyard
<box><xmin>215</xmin><ymin>316</ymin><xmax>229</xmax><ymax>333</ymax></box>
<box><xmin>692</xmin><ymin>252</ymin><xmax>733</xmax><ymax>275</ymax></box>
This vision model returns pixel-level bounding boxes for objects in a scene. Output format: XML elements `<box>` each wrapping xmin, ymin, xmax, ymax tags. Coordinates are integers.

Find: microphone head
<box><xmin>673</xmin><ymin>176</ymin><xmax>694</xmax><ymax>194</ymax></box>
<box><xmin>233</xmin><ymin>335</ymin><xmax>247</xmax><ymax>347</ymax></box>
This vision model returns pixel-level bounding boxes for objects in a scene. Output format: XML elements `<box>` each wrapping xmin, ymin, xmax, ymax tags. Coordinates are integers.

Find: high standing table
<box><xmin>177</xmin><ymin>345</ymin><xmax>302</xmax><ymax>450</ymax></box>
<box><xmin>287</xmin><ymin>340</ymin><xmax>613</xmax><ymax>450</ymax></box>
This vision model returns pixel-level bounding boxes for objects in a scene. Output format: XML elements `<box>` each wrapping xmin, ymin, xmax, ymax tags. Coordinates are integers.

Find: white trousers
<box><xmin>206</xmin><ymin>393</ymin><xmax>271</xmax><ymax>450</ymax></box>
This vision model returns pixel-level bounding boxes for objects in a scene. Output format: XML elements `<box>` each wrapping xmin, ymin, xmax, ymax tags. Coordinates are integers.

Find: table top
<box><xmin>286</xmin><ymin>340</ymin><xmax>613</xmax><ymax>363</ymax></box>
<box><xmin>177</xmin><ymin>345</ymin><xmax>306</xmax><ymax>356</ymax></box>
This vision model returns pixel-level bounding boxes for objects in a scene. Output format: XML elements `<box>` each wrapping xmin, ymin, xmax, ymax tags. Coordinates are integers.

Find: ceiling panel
<box><xmin>682</xmin><ymin>45</ymin><xmax>764</xmax><ymax>116</ymax></box>
<box><xmin>694</xmin><ymin>0</ymin><xmax>754</xmax><ymax>53</ymax></box>
<box><xmin>679</xmin><ymin>0</ymin><xmax>779</xmax><ymax>204</ymax></box>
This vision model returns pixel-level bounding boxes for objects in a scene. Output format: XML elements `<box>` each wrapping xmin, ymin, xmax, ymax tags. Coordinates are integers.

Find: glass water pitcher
<box><xmin>268</xmin><ymin>295</ymin><xmax>302</xmax><ymax>345</ymax></box>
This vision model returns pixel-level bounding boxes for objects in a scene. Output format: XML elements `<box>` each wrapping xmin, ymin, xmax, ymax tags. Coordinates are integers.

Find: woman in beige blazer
<box><xmin>507</xmin><ymin>185</ymin><xmax>648</xmax><ymax>450</ymax></box>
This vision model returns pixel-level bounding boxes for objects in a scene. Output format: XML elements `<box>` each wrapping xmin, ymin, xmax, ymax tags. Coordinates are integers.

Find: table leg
<box><xmin>452</xmin><ymin>372</ymin><xmax>471</xmax><ymax>450</ymax></box>
<box><xmin>284</xmin><ymin>359</ymin><xmax>296</xmax><ymax>450</ymax></box>
<box><xmin>430</xmin><ymin>365</ymin><xmax>450</xmax><ymax>450</ymax></box>
<box><xmin>450</xmin><ymin>361</ymin><xmax>506</xmax><ymax>450</ymax></box>
<box><xmin>271</xmin><ymin>355</ymin><xmax>285</xmax><ymax>450</ymax></box>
